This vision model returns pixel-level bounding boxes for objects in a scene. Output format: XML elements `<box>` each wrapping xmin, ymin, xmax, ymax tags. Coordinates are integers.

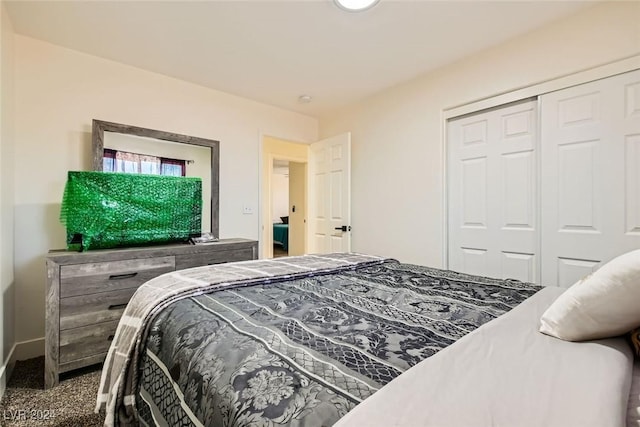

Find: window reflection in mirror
<box><xmin>102</xmin><ymin>131</ymin><xmax>212</xmax><ymax>233</ymax></box>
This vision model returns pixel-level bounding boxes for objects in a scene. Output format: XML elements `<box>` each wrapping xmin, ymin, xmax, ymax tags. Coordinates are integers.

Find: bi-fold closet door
<box><xmin>448</xmin><ymin>69</ymin><xmax>640</xmax><ymax>287</ymax></box>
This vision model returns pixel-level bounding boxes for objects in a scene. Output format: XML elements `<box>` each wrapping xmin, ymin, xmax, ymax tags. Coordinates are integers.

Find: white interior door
<box><xmin>448</xmin><ymin>100</ymin><xmax>538</xmax><ymax>282</ymax></box>
<box><xmin>308</xmin><ymin>133</ymin><xmax>351</xmax><ymax>254</ymax></box>
<box><xmin>288</xmin><ymin>161</ymin><xmax>306</xmax><ymax>256</ymax></box>
<box><xmin>541</xmin><ymin>69</ymin><xmax>640</xmax><ymax>287</ymax></box>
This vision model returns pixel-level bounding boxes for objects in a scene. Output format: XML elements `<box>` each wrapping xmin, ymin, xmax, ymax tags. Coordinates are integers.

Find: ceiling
<box><xmin>5</xmin><ymin>0</ymin><xmax>597</xmax><ymax>117</ymax></box>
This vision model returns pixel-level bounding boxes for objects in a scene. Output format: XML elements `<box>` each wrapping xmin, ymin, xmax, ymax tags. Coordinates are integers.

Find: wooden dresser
<box><xmin>44</xmin><ymin>238</ymin><xmax>258</xmax><ymax>388</ymax></box>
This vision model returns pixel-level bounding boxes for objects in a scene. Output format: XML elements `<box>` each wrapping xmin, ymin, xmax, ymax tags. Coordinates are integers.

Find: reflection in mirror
<box><xmin>92</xmin><ymin>120</ymin><xmax>219</xmax><ymax>237</ymax></box>
<box><xmin>103</xmin><ymin>132</ymin><xmax>212</xmax><ymax>232</ymax></box>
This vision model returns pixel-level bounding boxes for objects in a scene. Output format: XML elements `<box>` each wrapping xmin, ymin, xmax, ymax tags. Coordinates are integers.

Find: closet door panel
<box><xmin>448</xmin><ymin>100</ymin><xmax>538</xmax><ymax>281</ymax></box>
<box><xmin>625</xmin><ymin>81</ymin><xmax>640</xmax><ymax>117</ymax></box>
<box><xmin>501</xmin><ymin>149</ymin><xmax>536</xmax><ymax>250</ymax></box>
<box><xmin>541</xmin><ymin>86</ymin><xmax>607</xmax><ymax>287</ymax></box>
<box><xmin>461</xmin><ymin>157</ymin><xmax>488</xmax><ymax>228</ymax></box>
<box><xmin>622</xmin><ymin>78</ymin><xmax>640</xmax><ymax>244</ymax></box>
<box><xmin>501</xmin><ymin>252</ymin><xmax>536</xmax><ymax>283</ymax></box>
<box><xmin>449</xmin><ymin>113</ymin><xmax>491</xmax><ymax>277</ymax></box>
<box><xmin>460</xmin><ymin>247</ymin><xmax>489</xmax><ymax>277</ymax></box>
<box><xmin>495</xmin><ymin>102</ymin><xmax>538</xmax><ymax>282</ymax></box>
<box><xmin>626</xmin><ymin>135</ymin><xmax>640</xmax><ymax>235</ymax></box>
<box><xmin>557</xmin><ymin>257</ymin><xmax>600</xmax><ymax>288</ymax></box>
<box><xmin>556</xmin><ymin>139</ymin><xmax>601</xmax><ymax>233</ymax></box>
<box><xmin>541</xmin><ymin>69</ymin><xmax>640</xmax><ymax>287</ymax></box>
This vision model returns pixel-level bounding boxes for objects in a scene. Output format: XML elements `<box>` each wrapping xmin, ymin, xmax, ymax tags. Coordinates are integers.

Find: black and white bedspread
<box><xmin>134</xmin><ymin>259</ymin><xmax>541</xmax><ymax>427</ymax></box>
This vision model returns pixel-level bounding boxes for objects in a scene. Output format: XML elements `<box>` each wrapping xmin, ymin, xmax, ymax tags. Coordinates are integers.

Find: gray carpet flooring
<box><xmin>0</xmin><ymin>357</ymin><xmax>104</xmax><ymax>426</ymax></box>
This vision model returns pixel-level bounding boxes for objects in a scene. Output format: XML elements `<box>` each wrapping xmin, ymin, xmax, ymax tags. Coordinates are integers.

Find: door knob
<box><xmin>334</xmin><ymin>226</ymin><xmax>352</xmax><ymax>232</ymax></box>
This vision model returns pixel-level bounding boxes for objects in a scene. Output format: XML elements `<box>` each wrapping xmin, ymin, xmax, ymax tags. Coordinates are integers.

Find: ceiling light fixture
<box><xmin>298</xmin><ymin>95</ymin><xmax>313</xmax><ymax>104</ymax></box>
<box><xmin>334</xmin><ymin>0</ymin><xmax>379</xmax><ymax>12</ymax></box>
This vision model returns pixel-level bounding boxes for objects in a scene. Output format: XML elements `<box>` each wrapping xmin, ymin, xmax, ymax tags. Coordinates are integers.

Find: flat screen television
<box><xmin>60</xmin><ymin>171</ymin><xmax>202</xmax><ymax>251</ymax></box>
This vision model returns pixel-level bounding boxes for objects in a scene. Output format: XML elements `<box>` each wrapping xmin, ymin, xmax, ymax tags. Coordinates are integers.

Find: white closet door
<box><xmin>541</xmin><ymin>69</ymin><xmax>640</xmax><ymax>287</ymax></box>
<box><xmin>448</xmin><ymin>100</ymin><xmax>538</xmax><ymax>282</ymax></box>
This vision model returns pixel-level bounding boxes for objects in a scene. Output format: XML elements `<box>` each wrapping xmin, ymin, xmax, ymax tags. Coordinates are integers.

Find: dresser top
<box><xmin>47</xmin><ymin>238</ymin><xmax>258</xmax><ymax>265</ymax></box>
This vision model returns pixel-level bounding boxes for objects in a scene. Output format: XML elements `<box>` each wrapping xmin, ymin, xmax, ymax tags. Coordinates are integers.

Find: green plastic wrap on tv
<box><xmin>60</xmin><ymin>171</ymin><xmax>202</xmax><ymax>251</ymax></box>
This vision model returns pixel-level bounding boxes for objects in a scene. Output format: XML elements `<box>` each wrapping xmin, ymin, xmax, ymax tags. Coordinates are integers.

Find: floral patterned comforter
<box><xmin>135</xmin><ymin>260</ymin><xmax>541</xmax><ymax>427</ymax></box>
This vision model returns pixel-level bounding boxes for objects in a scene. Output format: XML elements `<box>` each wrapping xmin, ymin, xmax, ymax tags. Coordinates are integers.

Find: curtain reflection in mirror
<box><xmin>103</xmin><ymin>148</ymin><xmax>185</xmax><ymax>176</ymax></box>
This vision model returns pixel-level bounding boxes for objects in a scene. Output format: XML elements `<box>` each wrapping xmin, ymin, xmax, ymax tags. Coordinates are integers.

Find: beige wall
<box><xmin>13</xmin><ymin>35</ymin><xmax>318</xmax><ymax>345</ymax></box>
<box><xmin>319</xmin><ymin>1</ymin><xmax>640</xmax><ymax>267</ymax></box>
<box><xmin>0</xmin><ymin>1</ymin><xmax>15</xmax><ymax>392</ymax></box>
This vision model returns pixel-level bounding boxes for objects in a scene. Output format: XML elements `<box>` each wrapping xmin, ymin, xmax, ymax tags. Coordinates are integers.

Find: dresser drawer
<box><xmin>175</xmin><ymin>247</ymin><xmax>256</xmax><ymax>270</ymax></box>
<box><xmin>59</xmin><ymin>288</ymin><xmax>138</xmax><ymax>330</ymax></box>
<box><xmin>59</xmin><ymin>320</ymin><xmax>119</xmax><ymax>364</ymax></box>
<box><xmin>60</xmin><ymin>256</ymin><xmax>175</xmax><ymax>298</ymax></box>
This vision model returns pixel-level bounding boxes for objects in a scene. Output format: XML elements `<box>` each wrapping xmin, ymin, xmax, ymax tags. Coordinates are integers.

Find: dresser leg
<box><xmin>44</xmin><ymin>359</ymin><xmax>58</xmax><ymax>389</ymax></box>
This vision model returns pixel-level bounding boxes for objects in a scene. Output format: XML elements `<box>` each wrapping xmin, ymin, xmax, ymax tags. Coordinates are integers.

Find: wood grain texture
<box><xmin>45</xmin><ymin>259</ymin><xmax>60</xmax><ymax>389</ymax></box>
<box><xmin>45</xmin><ymin>239</ymin><xmax>258</xmax><ymax>387</ymax></box>
<box><xmin>59</xmin><ymin>256</ymin><xmax>174</xmax><ymax>298</ymax></box>
<box><xmin>91</xmin><ymin>119</ymin><xmax>221</xmax><ymax>237</ymax></box>
<box><xmin>59</xmin><ymin>353</ymin><xmax>108</xmax><ymax>374</ymax></box>
<box><xmin>175</xmin><ymin>244</ymin><xmax>258</xmax><ymax>270</ymax></box>
<box><xmin>59</xmin><ymin>320</ymin><xmax>120</xmax><ymax>364</ymax></box>
<box><xmin>211</xmin><ymin>141</ymin><xmax>220</xmax><ymax>236</ymax></box>
<box><xmin>60</xmin><ymin>288</ymin><xmax>139</xmax><ymax>330</ymax></box>
<box><xmin>47</xmin><ymin>239</ymin><xmax>254</xmax><ymax>265</ymax></box>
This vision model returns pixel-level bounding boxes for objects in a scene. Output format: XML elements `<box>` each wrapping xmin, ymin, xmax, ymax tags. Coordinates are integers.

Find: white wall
<box><xmin>0</xmin><ymin>0</ymin><xmax>16</xmax><ymax>392</ymax></box>
<box><xmin>13</xmin><ymin>35</ymin><xmax>317</xmax><ymax>345</ymax></box>
<box><xmin>272</xmin><ymin>170</ymin><xmax>289</xmax><ymax>221</ymax></box>
<box><xmin>319</xmin><ymin>1</ymin><xmax>640</xmax><ymax>266</ymax></box>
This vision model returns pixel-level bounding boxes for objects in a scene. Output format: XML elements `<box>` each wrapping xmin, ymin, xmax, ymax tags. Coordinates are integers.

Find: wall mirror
<box><xmin>91</xmin><ymin>119</ymin><xmax>219</xmax><ymax>237</ymax></box>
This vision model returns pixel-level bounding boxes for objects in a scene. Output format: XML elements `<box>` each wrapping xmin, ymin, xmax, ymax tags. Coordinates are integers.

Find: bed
<box><xmin>273</xmin><ymin>223</ymin><xmax>288</xmax><ymax>251</ymax></box>
<box><xmin>96</xmin><ymin>253</ymin><xmax>637</xmax><ymax>427</ymax></box>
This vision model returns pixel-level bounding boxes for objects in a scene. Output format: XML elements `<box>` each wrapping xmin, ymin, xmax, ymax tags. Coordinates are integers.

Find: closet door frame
<box><xmin>442</xmin><ymin>55</ymin><xmax>640</xmax><ymax>275</ymax></box>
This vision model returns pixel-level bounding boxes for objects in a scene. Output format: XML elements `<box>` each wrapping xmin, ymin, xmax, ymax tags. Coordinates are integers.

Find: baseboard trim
<box><xmin>0</xmin><ymin>338</ymin><xmax>45</xmax><ymax>400</ymax></box>
<box><xmin>13</xmin><ymin>337</ymin><xmax>45</xmax><ymax>362</ymax></box>
<box><xmin>0</xmin><ymin>342</ymin><xmax>17</xmax><ymax>400</ymax></box>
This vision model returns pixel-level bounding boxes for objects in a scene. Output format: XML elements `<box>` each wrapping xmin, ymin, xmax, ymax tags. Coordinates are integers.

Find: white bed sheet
<box><xmin>629</xmin><ymin>360</ymin><xmax>640</xmax><ymax>427</ymax></box>
<box><xmin>335</xmin><ymin>286</ymin><xmax>633</xmax><ymax>427</ymax></box>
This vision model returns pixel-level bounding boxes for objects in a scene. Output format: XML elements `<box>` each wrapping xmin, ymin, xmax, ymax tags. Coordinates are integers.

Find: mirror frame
<box><xmin>91</xmin><ymin>119</ymin><xmax>220</xmax><ymax>238</ymax></box>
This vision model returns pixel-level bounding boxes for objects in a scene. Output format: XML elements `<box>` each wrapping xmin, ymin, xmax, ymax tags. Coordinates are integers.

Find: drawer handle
<box><xmin>108</xmin><ymin>272</ymin><xmax>138</xmax><ymax>280</ymax></box>
<box><xmin>108</xmin><ymin>303</ymin><xmax>128</xmax><ymax>310</ymax></box>
<box><xmin>107</xmin><ymin>335</ymin><xmax>115</xmax><ymax>341</ymax></box>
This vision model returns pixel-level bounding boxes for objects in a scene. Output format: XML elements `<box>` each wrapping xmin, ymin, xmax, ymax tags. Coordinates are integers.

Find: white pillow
<box><xmin>539</xmin><ymin>249</ymin><xmax>640</xmax><ymax>341</ymax></box>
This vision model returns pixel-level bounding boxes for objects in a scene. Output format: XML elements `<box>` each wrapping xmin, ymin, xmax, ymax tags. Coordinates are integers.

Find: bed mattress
<box><xmin>334</xmin><ymin>286</ymin><xmax>634</xmax><ymax>427</ymax></box>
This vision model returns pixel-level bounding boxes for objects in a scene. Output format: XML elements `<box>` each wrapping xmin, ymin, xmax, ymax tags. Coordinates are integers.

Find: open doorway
<box><xmin>261</xmin><ymin>136</ymin><xmax>308</xmax><ymax>259</ymax></box>
<box><xmin>261</xmin><ymin>132</ymin><xmax>351</xmax><ymax>258</ymax></box>
<box><xmin>272</xmin><ymin>160</ymin><xmax>290</xmax><ymax>257</ymax></box>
